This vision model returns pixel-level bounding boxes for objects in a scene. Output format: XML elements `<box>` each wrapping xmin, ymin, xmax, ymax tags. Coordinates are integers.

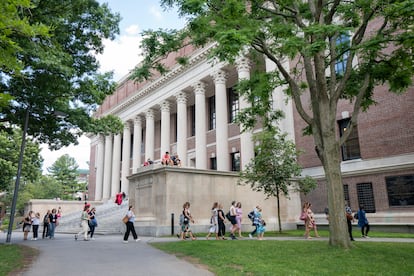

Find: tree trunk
<box><xmin>276</xmin><ymin>192</ymin><xmax>282</xmax><ymax>233</ymax></box>
<box><xmin>320</xmin><ymin>129</ymin><xmax>352</xmax><ymax>248</ymax></box>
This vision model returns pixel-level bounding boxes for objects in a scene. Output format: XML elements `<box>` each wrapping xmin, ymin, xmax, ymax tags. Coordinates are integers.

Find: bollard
<box><xmin>171</xmin><ymin>213</ymin><xmax>174</xmax><ymax>236</ymax></box>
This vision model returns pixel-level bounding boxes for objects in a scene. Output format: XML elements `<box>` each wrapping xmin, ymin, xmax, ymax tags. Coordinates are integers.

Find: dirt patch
<box><xmin>8</xmin><ymin>245</ymin><xmax>39</xmax><ymax>276</ymax></box>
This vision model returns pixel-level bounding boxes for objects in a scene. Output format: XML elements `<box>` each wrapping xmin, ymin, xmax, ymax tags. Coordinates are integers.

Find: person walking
<box><xmin>42</xmin><ymin>210</ymin><xmax>50</xmax><ymax>239</ymax></box>
<box><xmin>303</xmin><ymin>202</ymin><xmax>320</xmax><ymax>239</ymax></box>
<box><xmin>48</xmin><ymin>208</ymin><xmax>58</xmax><ymax>239</ymax></box>
<box><xmin>235</xmin><ymin>202</ymin><xmax>243</xmax><ymax>238</ymax></box>
<box><xmin>22</xmin><ymin>211</ymin><xmax>33</xmax><ymax>241</ymax></box>
<box><xmin>206</xmin><ymin>202</ymin><xmax>219</xmax><ymax>240</ymax></box>
<box><xmin>357</xmin><ymin>204</ymin><xmax>370</xmax><ymax>238</ymax></box>
<box><xmin>123</xmin><ymin>205</ymin><xmax>140</xmax><ymax>243</ymax></box>
<box><xmin>228</xmin><ymin>201</ymin><xmax>239</xmax><ymax>240</ymax></box>
<box><xmin>75</xmin><ymin>205</ymin><xmax>90</xmax><ymax>241</ymax></box>
<box><xmin>180</xmin><ymin>202</ymin><xmax>196</xmax><ymax>240</ymax></box>
<box><xmin>88</xmin><ymin>207</ymin><xmax>97</xmax><ymax>240</ymax></box>
<box><xmin>217</xmin><ymin>203</ymin><xmax>226</xmax><ymax>240</ymax></box>
<box><xmin>345</xmin><ymin>201</ymin><xmax>355</xmax><ymax>241</ymax></box>
<box><xmin>249</xmin><ymin>206</ymin><xmax>261</xmax><ymax>239</ymax></box>
<box><xmin>31</xmin><ymin>212</ymin><xmax>40</xmax><ymax>240</ymax></box>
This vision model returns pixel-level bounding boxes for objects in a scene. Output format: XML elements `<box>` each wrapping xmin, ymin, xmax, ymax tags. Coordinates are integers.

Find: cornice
<box><xmin>100</xmin><ymin>44</ymin><xmax>216</xmax><ymax>118</ymax></box>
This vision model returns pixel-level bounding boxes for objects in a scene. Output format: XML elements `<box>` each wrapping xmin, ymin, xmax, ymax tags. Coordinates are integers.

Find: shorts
<box><xmin>229</xmin><ymin>216</ymin><xmax>237</xmax><ymax>225</ymax></box>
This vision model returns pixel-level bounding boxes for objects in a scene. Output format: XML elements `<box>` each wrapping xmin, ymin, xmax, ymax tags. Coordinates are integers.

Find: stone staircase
<box><xmin>56</xmin><ymin>200</ymin><xmax>129</xmax><ymax>235</ymax></box>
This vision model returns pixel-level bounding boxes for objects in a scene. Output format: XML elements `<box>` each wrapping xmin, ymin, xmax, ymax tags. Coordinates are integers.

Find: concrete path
<box><xmin>3</xmin><ymin>232</ymin><xmax>213</xmax><ymax>276</ymax></box>
<box><xmin>2</xmin><ymin>231</ymin><xmax>413</xmax><ymax>276</ymax></box>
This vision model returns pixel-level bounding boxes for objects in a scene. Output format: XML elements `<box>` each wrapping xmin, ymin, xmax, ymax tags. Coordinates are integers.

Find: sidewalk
<box><xmin>3</xmin><ymin>232</ymin><xmax>213</xmax><ymax>276</ymax></box>
<box><xmin>2</xmin><ymin>232</ymin><xmax>413</xmax><ymax>276</ymax></box>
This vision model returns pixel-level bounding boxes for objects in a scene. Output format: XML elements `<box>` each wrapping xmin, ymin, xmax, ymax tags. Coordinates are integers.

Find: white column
<box><xmin>102</xmin><ymin>134</ymin><xmax>113</xmax><ymax>200</ymax></box>
<box><xmin>212</xmin><ymin>69</ymin><xmax>229</xmax><ymax>171</ymax></box>
<box><xmin>121</xmin><ymin>122</ymin><xmax>131</xmax><ymax>194</ymax></box>
<box><xmin>236</xmin><ymin>56</ymin><xmax>255</xmax><ymax>169</ymax></box>
<box><xmin>145</xmin><ymin>109</ymin><xmax>155</xmax><ymax>161</ymax></box>
<box><xmin>160</xmin><ymin>101</ymin><xmax>171</xmax><ymax>159</ymax></box>
<box><xmin>95</xmin><ymin>135</ymin><xmax>105</xmax><ymax>200</ymax></box>
<box><xmin>192</xmin><ymin>81</ymin><xmax>207</xmax><ymax>169</ymax></box>
<box><xmin>132</xmin><ymin>116</ymin><xmax>142</xmax><ymax>172</ymax></box>
<box><xmin>111</xmin><ymin>133</ymin><xmax>121</xmax><ymax>197</ymax></box>
<box><xmin>175</xmin><ymin>91</ymin><xmax>187</xmax><ymax>167</ymax></box>
<box><xmin>265</xmin><ymin>57</ymin><xmax>296</xmax><ymax>140</ymax></box>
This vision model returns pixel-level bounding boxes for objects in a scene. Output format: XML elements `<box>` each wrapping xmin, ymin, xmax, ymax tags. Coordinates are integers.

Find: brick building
<box><xmin>88</xmin><ymin>42</ymin><xmax>414</xmax><ymax>225</ymax></box>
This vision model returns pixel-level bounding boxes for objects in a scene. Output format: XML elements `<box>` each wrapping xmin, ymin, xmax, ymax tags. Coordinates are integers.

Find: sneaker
<box><xmin>135</xmin><ymin>238</ymin><xmax>141</xmax><ymax>242</ymax></box>
<box><xmin>362</xmin><ymin>235</ymin><xmax>366</xmax><ymax>238</ymax></box>
<box><xmin>123</xmin><ymin>240</ymin><xmax>128</xmax><ymax>243</ymax></box>
<box><xmin>91</xmin><ymin>237</ymin><xmax>95</xmax><ymax>240</ymax></box>
<box><xmin>83</xmin><ymin>239</ymin><xmax>89</xmax><ymax>241</ymax></box>
<box><xmin>231</xmin><ymin>236</ymin><xmax>237</xmax><ymax>240</ymax></box>
<box><xmin>248</xmin><ymin>234</ymin><xmax>252</xmax><ymax>239</ymax></box>
<box><xmin>34</xmin><ymin>238</ymin><xmax>37</xmax><ymax>241</ymax></box>
<box><xmin>74</xmin><ymin>235</ymin><xmax>78</xmax><ymax>241</ymax></box>
<box><xmin>365</xmin><ymin>236</ymin><xmax>370</xmax><ymax>239</ymax></box>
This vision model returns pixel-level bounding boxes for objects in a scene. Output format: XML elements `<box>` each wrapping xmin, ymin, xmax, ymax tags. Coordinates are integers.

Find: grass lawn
<box><xmin>151</xmin><ymin>239</ymin><xmax>414</xmax><ymax>275</ymax></box>
<box><xmin>0</xmin><ymin>244</ymin><xmax>38</xmax><ymax>275</ymax></box>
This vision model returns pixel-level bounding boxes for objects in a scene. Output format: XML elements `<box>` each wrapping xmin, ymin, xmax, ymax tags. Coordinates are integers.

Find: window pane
<box><xmin>338</xmin><ymin>118</ymin><xmax>361</xmax><ymax>161</ymax></box>
<box><xmin>356</xmin><ymin>183</ymin><xmax>376</xmax><ymax>213</ymax></box>
<box><xmin>231</xmin><ymin>152</ymin><xmax>240</xmax><ymax>171</ymax></box>
<box><xmin>386</xmin><ymin>175</ymin><xmax>414</xmax><ymax>206</ymax></box>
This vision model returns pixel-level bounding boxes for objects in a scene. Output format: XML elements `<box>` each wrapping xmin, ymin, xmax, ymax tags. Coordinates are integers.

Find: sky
<box><xmin>40</xmin><ymin>0</ymin><xmax>186</xmax><ymax>173</ymax></box>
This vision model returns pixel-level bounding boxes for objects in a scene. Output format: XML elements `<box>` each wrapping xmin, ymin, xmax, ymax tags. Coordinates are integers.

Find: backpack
<box><xmin>225</xmin><ymin>211</ymin><xmax>232</xmax><ymax>221</ymax></box>
<box><xmin>179</xmin><ymin>213</ymin><xmax>184</xmax><ymax>225</ymax></box>
<box><xmin>247</xmin><ymin>211</ymin><xmax>255</xmax><ymax>222</ymax></box>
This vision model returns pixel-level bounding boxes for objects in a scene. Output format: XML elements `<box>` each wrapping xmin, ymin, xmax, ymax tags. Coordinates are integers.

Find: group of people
<box><xmin>179</xmin><ymin>201</ymin><xmax>266</xmax><ymax>241</ymax></box>
<box><xmin>22</xmin><ymin>207</ymin><xmax>62</xmax><ymax>240</ymax></box>
<box><xmin>75</xmin><ymin>203</ymin><xmax>97</xmax><ymax>241</ymax></box>
<box><xmin>161</xmin><ymin>151</ymin><xmax>181</xmax><ymax>166</ymax></box>
<box><xmin>345</xmin><ymin>202</ymin><xmax>370</xmax><ymax>241</ymax></box>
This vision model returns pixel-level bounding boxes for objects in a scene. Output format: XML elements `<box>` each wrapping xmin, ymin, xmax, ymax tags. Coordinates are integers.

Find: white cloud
<box><xmin>149</xmin><ymin>6</ymin><xmax>163</xmax><ymax>20</ymax></box>
<box><xmin>41</xmin><ymin>136</ymin><xmax>91</xmax><ymax>173</ymax></box>
<box><xmin>96</xmin><ymin>24</ymin><xmax>143</xmax><ymax>81</ymax></box>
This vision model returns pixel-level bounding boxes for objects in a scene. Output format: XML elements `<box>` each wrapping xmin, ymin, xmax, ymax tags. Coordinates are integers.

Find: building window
<box><xmin>173</xmin><ymin>113</ymin><xmax>177</xmax><ymax>142</ymax></box>
<box><xmin>386</xmin><ymin>174</ymin><xmax>414</xmax><ymax>206</ymax></box>
<box><xmin>210</xmin><ymin>157</ymin><xmax>217</xmax><ymax>170</ymax></box>
<box><xmin>356</xmin><ymin>183</ymin><xmax>376</xmax><ymax>213</ymax></box>
<box><xmin>343</xmin><ymin>184</ymin><xmax>350</xmax><ymax>204</ymax></box>
<box><xmin>190</xmin><ymin>105</ymin><xmax>195</xmax><ymax>137</ymax></box>
<box><xmin>231</xmin><ymin>152</ymin><xmax>240</xmax><ymax>172</ymax></box>
<box><xmin>335</xmin><ymin>34</ymin><xmax>350</xmax><ymax>75</ymax></box>
<box><xmin>228</xmin><ymin>87</ymin><xmax>239</xmax><ymax>123</ymax></box>
<box><xmin>208</xmin><ymin>96</ymin><xmax>216</xmax><ymax>130</ymax></box>
<box><xmin>338</xmin><ymin>118</ymin><xmax>361</xmax><ymax>161</ymax></box>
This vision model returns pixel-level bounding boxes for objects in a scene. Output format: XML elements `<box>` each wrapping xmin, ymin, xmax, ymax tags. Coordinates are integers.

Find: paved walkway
<box><xmin>2</xmin><ymin>232</ymin><xmax>213</xmax><ymax>276</ymax></box>
<box><xmin>2</xmin><ymin>231</ymin><xmax>413</xmax><ymax>276</ymax></box>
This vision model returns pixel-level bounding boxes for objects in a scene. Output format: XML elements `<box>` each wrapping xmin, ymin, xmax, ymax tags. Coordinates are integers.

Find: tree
<box><xmin>0</xmin><ymin>130</ymin><xmax>42</xmax><ymax>192</ymax></box>
<box><xmin>132</xmin><ymin>1</ymin><xmax>414</xmax><ymax>248</ymax></box>
<box><xmin>0</xmin><ymin>0</ymin><xmax>124</xmax><ymax>149</ymax></box>
<box><xmin>47</xmin><ymin>154</ymin><xmax>80</xmax><ymax>200</ymax></box>
<box><xmin>239</xmin><ymin>127</ymin><xmax>316</xmax><ymax>233</ymax></box>
<box><xmin>0</xmin><ymin>0</ymin><xmax>50</xmax><ymax>74</ymax></box>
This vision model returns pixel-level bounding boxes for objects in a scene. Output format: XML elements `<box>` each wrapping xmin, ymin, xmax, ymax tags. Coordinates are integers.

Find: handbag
<box><xmin>300</xmin><ymin>212</ymin><xmax>306</xmax><ymax>221</ymax></box>
<box><xmin>122</xmin><ymin>215</ymin><xmax>129</xmax><ymax>224</ymax></box>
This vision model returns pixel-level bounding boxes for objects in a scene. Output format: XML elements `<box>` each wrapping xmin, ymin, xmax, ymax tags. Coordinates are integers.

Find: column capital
<box><xmin>159</xmin><ymin>100</ymin><xmax>170</xmax><ymax>112</ymax></box>
<box><xmin>124</xmin><ymin>121</ymin><xmax>131</xmax><ymax>131</ymax></box>
<box><xmin>236</xmin><ymin>56</ymin><xmax>250</xmax><ymax>73</ymax></box>
<box><xmin>146</xmin><ymin>109</ymin><xmax>154</xmax><ymax>119</ymax></box>
<box><xmin>211</xmin><ymin>69</ymin><xmax>227</xmax><ymax>84</ymax></box>
<box><xmin>134</xmin><ymin>115</ymin><xmax>142</xmax><ymax>126</ymax></box>
<box><xmin>192</xmin><ymin>81</ymin><xmax>206</xmax><ymax>95</ymax></box>
<box><xmin>175</xmin><ymin>91</ymin><xmax>188</xmax><ymax>104</ymax></box>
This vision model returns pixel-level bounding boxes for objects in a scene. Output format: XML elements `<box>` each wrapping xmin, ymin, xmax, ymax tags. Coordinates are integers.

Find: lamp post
<box><xmin>6</xmin><ymin>109</ymin><xmax>30</xmax><ymax>243</ymax></box>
